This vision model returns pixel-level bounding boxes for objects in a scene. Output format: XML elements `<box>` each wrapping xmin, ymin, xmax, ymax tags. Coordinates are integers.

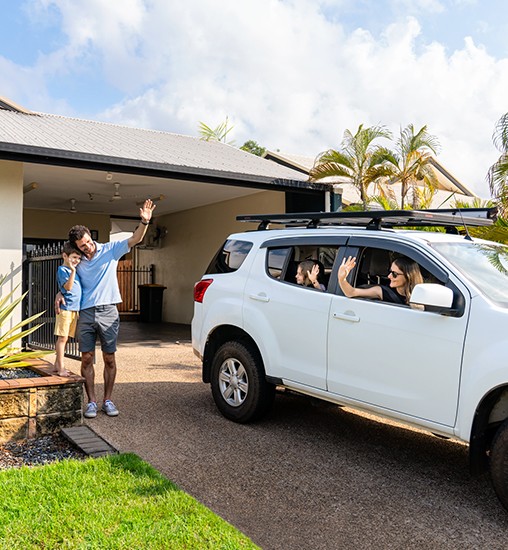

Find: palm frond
<box><xmin>198</xmin><ymin>117</ymin><xmax>235</xmax><ymax>145</ymax></box>
<box><xmin>493</xmin><ymin>112</ymin><xmax>508</xmax><ymax>152</ymax></box>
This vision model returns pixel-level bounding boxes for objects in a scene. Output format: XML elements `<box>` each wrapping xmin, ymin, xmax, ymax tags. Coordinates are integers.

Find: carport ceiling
<box><xmin>22</xmin><ymin>163</ymin><xmax>272</xmax><ymax>217</ymax></box>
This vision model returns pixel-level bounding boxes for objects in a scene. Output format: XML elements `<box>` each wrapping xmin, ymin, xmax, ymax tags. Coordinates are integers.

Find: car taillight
<box><xmin>194</xmin><ymin>279</ymin><xmax>213</xmax><ymax>303</ymax></box>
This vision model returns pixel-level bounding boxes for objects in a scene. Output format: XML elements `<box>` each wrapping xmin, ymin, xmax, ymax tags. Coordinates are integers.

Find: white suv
<box><xmin>192</xmin><ymin>209</ymin><xmax>508</xmax><ymax>511</ymax></box>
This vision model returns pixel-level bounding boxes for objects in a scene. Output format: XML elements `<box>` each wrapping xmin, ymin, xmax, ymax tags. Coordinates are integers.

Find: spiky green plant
<box><xmin>0</xmin><ymin>274</ymin><xmax>51</xmax><ymax>368</ymax></box>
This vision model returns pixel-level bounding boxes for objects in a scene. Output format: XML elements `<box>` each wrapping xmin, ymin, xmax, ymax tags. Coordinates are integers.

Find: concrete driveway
<box><xmin>78</xmin><ymin>322</ymin><xmax>508</xmax><ymax>549</ymax></box>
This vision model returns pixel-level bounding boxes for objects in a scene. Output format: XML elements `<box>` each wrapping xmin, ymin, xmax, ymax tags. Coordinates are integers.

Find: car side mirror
<box><xmin>409</xmin><ymin>283</ymin><xmax>454</xmax><ymax>314</ymax></box>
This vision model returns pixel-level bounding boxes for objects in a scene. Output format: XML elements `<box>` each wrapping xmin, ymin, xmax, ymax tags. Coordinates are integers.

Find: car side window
<box><xmin>206</xmin><ymin>239</ymin><xmax>253</xmax><ymax>274</ymax></box>
<box><xmin>344</xmin><ymin>245</ymin><xmax>444</xmax><ymax>308</ymax></box>
<box><xmin>267</xmin><ymin>245</ymin><xmax>339</xmax><ymax>290</ymax></box>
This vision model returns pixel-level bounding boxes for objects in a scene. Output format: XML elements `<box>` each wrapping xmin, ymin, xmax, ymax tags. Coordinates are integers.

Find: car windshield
<box><xmin>433</xmin><ymin>241</ymin><xmax>508</xmax><ymax>306</ymax></box>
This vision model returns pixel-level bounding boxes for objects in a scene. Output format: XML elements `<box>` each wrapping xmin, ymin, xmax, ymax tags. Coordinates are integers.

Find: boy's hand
<box><xmin>55</xmin><ymin>292</ymin><xmax>65</xmax><ymax>315</ymax></box>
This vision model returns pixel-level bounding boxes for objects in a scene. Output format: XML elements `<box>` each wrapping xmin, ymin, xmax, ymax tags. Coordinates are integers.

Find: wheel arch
<box><xmin>469</xmin><ymin>385</ymin><xmax>508</xmax><ymax>476</ymax></box>
<box><xmin>202</xmin><ymin>325</ymin><xmax>264</xmax><ymax>383</ymax></box>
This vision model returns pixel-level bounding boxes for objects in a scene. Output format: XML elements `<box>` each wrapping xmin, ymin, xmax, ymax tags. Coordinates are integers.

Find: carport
<box><xmin>0</xmin><ymin>97</ymin><xmax>328</xmax><ymax>324</ymax></box>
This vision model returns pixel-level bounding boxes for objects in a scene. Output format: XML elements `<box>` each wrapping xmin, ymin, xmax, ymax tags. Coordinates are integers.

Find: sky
<box><xmin>1</xmin><ymin>0</ymin><xmax>508</xmax><ymax>198</ymax></box>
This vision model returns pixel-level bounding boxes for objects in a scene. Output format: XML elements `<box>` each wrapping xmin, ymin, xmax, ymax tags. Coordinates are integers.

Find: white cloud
<box><xmin>391</xmin><ymin>0</ymin><xmax>445</xmax><ymax>14</ymax></box>
<box><xmin>5</xmin><ymin>0</ymin><xmax>508</xmax><ymax>197</ymax></box>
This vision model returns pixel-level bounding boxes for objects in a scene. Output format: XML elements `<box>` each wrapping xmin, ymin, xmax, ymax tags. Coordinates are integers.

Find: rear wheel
<box><xmin>490</xmin><ymin>418</ymin><xmax>508</xmax><ymax>511</ymax></box>
<box><xmin>210</xmin><ymin>340</ymin><xmax>275</xmax><ymax>423</ymax></box>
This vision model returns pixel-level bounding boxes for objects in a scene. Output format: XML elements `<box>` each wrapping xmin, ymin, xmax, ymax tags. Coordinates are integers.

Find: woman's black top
<box><xmin>381</xmin><ymin>286</ymin><xmax>406</xmax><ymax>305</ymax></box>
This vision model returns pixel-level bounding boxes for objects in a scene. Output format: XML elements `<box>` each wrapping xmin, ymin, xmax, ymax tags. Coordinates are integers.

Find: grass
<box><xmin>0</xmin><ymin>453</ymin><xmax>259</xmax><ymax>549</ymax></box>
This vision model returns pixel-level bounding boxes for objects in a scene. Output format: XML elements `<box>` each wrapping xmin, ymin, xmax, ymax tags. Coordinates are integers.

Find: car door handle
<box><xmin>249</xmin><ymin>293</ymin><xmax>270</xmax><ymax>303</ymax></box>
<box><xmin>333</xmin><ymin>311</ymin><xmax>360</xmax><ymax>323</ymax></box>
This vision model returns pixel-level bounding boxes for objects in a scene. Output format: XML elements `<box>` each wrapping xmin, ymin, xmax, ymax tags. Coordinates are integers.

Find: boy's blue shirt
<box><xmin>57</xmin><ymin>265</ymin><xmax>82</xmax><ymax>311</ymax></box>
<box><xmin>76</xmin><ymin>240</ymin><xmax>130</xmax><ymax>310</ymax></box>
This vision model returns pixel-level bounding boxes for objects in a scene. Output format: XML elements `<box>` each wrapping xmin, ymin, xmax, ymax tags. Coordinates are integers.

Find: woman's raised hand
<box><xmin>338</xmin><ymin>256</ymin><xmax>356</xmax><ymax>281</ymax></box>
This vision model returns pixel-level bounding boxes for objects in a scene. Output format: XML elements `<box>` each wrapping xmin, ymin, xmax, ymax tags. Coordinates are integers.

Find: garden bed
<box><xmin>0</xmin><ymin>360</ymin><xmax>84</xmax><ymax>443</ymax></box>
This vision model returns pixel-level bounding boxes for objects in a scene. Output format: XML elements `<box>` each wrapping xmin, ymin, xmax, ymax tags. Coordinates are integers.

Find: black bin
<box><xmin>138</xmin><ymin>284</ymin><xmax>167</xmax><ymax>323</ymax></box>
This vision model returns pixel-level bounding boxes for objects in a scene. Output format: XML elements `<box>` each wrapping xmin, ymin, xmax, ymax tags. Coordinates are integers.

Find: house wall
<box><xmin>138</xmin><ymin>190</ymin><xmax>285</xmax><ymax>324</ymax></box>
<box><xmin>23</xmin><ymin>209</ymin><xmax>111</xmax><ymax>242</ymax></box>
<box><xmin>0</xmin><ymin>160</ymin><xmax>23</xmax><ymax>328</ymax></box>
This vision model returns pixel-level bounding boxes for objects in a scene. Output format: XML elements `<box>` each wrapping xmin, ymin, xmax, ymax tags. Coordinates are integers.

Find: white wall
<box><xmin>0</xmin><ymin>161</ymin><xmax>23</xmax><ymax>328</ymax></box>
<box><xmin>24</xmin><ymin>208</ymin><xmax>111</xmax><ymax>242</ymax></box>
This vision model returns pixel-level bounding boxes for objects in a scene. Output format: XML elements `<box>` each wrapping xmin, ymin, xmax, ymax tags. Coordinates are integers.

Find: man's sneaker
<box><xmin>84</xmin><ymin>401</ymin><xmax>98</xmax><ymax>418</ymax></box>
<box><xmin>102</xmin><ymin>400</ymin><xmax>119</xmax><ymax>417</ymax></box>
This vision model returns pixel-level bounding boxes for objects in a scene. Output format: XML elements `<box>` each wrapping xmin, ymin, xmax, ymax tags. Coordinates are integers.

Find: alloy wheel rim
<box><xmin>218</xmin><ymin>358</ymin><xmax>248</xmax><ymax>407</ymax></box>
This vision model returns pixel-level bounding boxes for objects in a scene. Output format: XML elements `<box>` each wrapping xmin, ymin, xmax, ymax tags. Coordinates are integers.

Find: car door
<box><xmin>243</xmin><ymin>236</ymin><xmax>344</xmax><ymax>390</ymax></box>
<box><xmin>326</xmin><ymin>238</ymin><xmax>469</xmax><ymax>427</ymax></box>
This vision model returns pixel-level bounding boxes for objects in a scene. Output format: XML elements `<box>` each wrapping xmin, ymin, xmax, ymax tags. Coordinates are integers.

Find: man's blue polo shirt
<box><xmin>77</xmin><ymin>240</ymin><xmax>130</xmax><ymax>310</ymax></box>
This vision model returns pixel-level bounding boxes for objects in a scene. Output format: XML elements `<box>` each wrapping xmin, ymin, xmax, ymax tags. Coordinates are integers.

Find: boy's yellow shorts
<box><xmin>54</xmin><ymin>310</ymin><xmax>79</xmax><ymax>338</ymax></box>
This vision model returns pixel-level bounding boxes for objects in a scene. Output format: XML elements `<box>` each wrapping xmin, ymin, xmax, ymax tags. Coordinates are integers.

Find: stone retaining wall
<box><xmin>0</xmin><ymin>361</ymin><xmax>84</xmax><ymax>443</ymax></box>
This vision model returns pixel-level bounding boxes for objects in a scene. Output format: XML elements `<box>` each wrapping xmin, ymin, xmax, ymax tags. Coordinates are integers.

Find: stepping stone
<box><xmin>61</xmin><ymin>425</ymin><xmax>118</xmax><ymax>458</ymax></box>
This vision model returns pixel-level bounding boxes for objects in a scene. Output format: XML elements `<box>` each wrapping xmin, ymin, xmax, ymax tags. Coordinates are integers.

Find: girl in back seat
<box><xmin>296</xmin><ymin>260</ymin><xmax>326</xmax><ymax>291</ymax></box>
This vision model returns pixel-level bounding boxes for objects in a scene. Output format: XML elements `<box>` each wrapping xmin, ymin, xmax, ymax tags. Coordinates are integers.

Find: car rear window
<box><xmin>205</xmin><ymin>239</ymin><xmax>253</xmax><ymax>274</ymax></box>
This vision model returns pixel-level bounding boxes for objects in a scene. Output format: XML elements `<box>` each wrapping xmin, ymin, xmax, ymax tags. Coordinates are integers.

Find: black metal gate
<box><xmin>25</xmin><ymin>242</ymin><xmax>80</xmax><ymax>360</ymax></box>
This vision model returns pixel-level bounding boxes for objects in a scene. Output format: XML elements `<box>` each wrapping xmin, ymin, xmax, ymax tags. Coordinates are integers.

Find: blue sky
<box><xmin>1</xmin><ymin>0</ymin><xmax>508</xmax><ymax>196</ymax></box>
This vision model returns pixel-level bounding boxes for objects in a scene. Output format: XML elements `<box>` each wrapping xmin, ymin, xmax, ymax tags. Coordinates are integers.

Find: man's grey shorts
<box><xmin>77</xmin><ymin>305</ymin><xmax>119</xmax><ymax>354</ymax></box>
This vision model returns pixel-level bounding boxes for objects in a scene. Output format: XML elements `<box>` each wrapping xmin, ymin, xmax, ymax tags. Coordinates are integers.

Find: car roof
<box><xmin>226</xmin><ymin>226</ymin><xmax>478</xmax><ymax>247</ymax></box>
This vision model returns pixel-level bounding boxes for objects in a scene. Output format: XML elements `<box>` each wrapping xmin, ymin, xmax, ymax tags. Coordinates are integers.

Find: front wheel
<box><xmin>210</xmin><ymin>340</ymin><xmax>275</xmax><ymax>423</ymax></box>
<box><xmin>490</xmin><ymin>418</ymin><xmax>508</xmax><ymax>511</ymax></box>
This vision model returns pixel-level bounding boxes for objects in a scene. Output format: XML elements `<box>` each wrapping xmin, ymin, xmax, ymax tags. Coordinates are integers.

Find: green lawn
<box><xmin>0</xmin><ymin>453</ymin><xmax>259</xmax><ymax>549</ymax></box>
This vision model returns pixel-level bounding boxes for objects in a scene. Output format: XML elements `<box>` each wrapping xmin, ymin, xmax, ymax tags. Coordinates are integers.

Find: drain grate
<box><xmin>61</xmin><ymin>425</ymin><xmax>118</xmax><ymax>458</ymax></box>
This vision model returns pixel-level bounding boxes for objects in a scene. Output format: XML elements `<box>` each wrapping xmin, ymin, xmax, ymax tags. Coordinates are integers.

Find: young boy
<box><xmin>53</xmin><ymin>241</ymin><xmax>82</xmax><ymax>376</ymax></box>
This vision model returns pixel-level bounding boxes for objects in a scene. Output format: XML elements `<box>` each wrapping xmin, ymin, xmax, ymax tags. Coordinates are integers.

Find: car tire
<box><xmin>490</xmin><ymin>418</ymin><xmax>508</xmax><ymax>511</ymax></box>
<box><xmin>210</xmin><ymin>340</ymin><xmax>275</xmax><ymax>423</ymax></box>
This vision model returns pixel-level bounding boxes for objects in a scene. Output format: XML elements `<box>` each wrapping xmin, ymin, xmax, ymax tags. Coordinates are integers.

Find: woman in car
<box><xmin>338</xmin><ymin>255</ymin><xmax>423</xmax><ymax>305</ymax></box>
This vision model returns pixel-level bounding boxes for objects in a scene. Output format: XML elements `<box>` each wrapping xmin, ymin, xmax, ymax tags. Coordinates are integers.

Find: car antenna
<box><xmin>456</xmin><ymin>207</ymin><xmax>473</xmax><ymax>241</ymax></box>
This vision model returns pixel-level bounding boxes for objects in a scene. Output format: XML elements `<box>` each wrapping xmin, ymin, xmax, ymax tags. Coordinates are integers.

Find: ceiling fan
<box><xmin>85</xmin><ymin>181</ymin><xmax>165</xmax><ymax>204</ymax></box>
<box><xmin>110</xmin><ymin>182</ymin><xmax>123</xmax><ymax>201</ymax></box>
<box><xmin>135</xmin><ymin>194</ymin><xmax>166</xmax><ymax>206</ymax></box>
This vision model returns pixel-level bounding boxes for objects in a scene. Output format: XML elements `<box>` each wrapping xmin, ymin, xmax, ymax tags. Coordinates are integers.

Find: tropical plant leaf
<box><xmin>0</xmin><ymin>286</ymin><xmax>24</xmax><ymax>325</ymax></box>
<box><xmin>0</xmin><ymin>323</ymin><xmax>45</xmax><ymax>354</ymax></box>
<box><xmin>0</xmin><ymin>349</ymin><xmax>53</xmax><ymax>367</ymax></box>
<box><xmin>0</xmin><ymin>275</ymin><xmax>50</xmax><ymax>369</ymax></box>
<box><xmin>1</xmin><ymin>310</ymin><xmax>46</xmax><ymax>341</ymax></box>
<box><xmin>198</xmin><ymin>117</ymin><xmax>235</xmax><ymax>145</ymax></box>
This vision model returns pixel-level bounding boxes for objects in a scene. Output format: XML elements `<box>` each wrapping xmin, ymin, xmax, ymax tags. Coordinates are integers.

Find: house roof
<box><xmin>263</xmin><ymin>150</ymin><xmax>480</xmax><ymax>209</ymax></box>
<box><xmin>0</xmin><ymin>98</ymin><xmax>328</xmax><ymax>217</ymax></box>
<box><xmin>0</xmin><ymin>101</ymin><xmax>321</xmax><ymax>192</ymax></box>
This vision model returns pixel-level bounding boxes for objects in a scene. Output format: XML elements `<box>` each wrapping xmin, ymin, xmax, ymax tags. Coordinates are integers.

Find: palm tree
<box><xmin>487</xmin><ymin>112</ymin><xmax>508</xmax><ymax>216</ymax></box>
<box><xmin>198</xmin><ymin>116</ymin><xmax>235</xmax><ymax>145</ymax></box>
<box><xmin>383</xmin><ymin>124</ymin><xmax>440</xmax><ymax>209</ymax></box>
<box><xmin>309</xmin><ymin>124</ymin><xmax>393</xmax><ymax>209</ymax></box>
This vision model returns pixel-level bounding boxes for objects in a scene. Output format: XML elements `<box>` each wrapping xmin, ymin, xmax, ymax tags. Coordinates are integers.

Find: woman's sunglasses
<box><xmin>388</xmin><ymin>270</ymin><xmax>404</xmax><ymax>278</ymax></box>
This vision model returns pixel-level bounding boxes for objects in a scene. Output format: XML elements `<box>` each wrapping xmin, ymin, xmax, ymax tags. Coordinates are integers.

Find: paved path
<box><xmin>75</xmin><ymin>322</ymin><xmax>508</xmax><ymax>550</ymax></box>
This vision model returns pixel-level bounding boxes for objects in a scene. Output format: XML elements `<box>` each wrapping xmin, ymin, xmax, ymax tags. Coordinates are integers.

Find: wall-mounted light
<box><xmin>23</xmin><ymin>182</ymin><xmax>38</xmax><ymax>194</ymax></box>
<box><xmin>70</xmin><ymin>198</ymin><xmax>77</xmax><ymax>213</ymax></box>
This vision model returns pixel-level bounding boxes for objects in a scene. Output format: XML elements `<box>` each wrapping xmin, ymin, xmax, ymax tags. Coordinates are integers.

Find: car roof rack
<box><xmin>237</xmin><ymin>207</ymin><xmax>497</xmax><ymax>231</ymax></box>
